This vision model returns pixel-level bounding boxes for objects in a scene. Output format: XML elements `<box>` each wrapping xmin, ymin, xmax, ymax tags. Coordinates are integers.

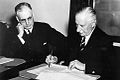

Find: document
<box><xmin>36</xmin><ymin>72</ymin><xmax>83</xmax><ymax>80</ymax></box>
<box><xmin>36</xmin><ymin>69</ymin><xmax>98</xmax><ymax>80</ymax></box>
<box><xmin>27</xmin><ymin>64</ymin><xmax>68</xmax><ymax>75</ymax></box>
<box><xmin>27</xmin><ymin>65</ymin><xmax>48</xmax><ymax>75</ymax></box>
<box><xmin>27</xmin><ymin>64</ymin><xmax>99</xmax><ymax>80</ymax></box>
<box><xmin>0</xmin><ymin>57</ymin><xmax>14</xmax><ymax>64</ymax></box>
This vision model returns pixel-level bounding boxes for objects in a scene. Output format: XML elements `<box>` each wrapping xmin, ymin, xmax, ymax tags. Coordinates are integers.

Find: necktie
<box><xmin>26</xmin><ymin>29</ymin><xmax>30</xmax><ymax>34</ymax></box>
<box><xmin>80</xmin><ymin>37</ymin><xmax>85</xmax><ymax>51</ymax></box>
<box><xmin>23</xmin><ymin>30</ymin><xmax>31</xmax><ymax>43</ymax></box>
<box><xmin>23</xmin><ymin>30</ymin><xmax>28</xmax><ymax>41</ymax></box>
<box><xmin>28</xmin><ymin>30</ymin><xmax>31</xmax><ymax>34</ymax></box>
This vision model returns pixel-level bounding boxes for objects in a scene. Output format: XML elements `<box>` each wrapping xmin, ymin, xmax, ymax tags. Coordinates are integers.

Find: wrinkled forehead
<box><xmin>17</xmin><ymin>6</ymin><xmax>33</xmax><ymax>19</ymax></box>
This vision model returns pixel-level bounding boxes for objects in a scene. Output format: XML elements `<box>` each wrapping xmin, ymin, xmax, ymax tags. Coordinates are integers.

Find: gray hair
<box><xmin>15</xmin><ymin>2</ymin><xmax>32</xmax><ymax>13</ymax></box>
<box><xmin>76</xmin><ymin>7</ymin><xmax>96</xmax><ymax>23</ymax></box>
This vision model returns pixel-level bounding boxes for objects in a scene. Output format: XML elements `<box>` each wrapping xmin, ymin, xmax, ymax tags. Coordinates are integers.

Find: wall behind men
<box><xmin>0</xmin><ymin>0</ymin><xmax>70</xmax><ymax>36</ymax></box>
<box><xmin>95</xmin><ymin>0</ymin><xmax>120</xmax><ymax>36</ymax></box>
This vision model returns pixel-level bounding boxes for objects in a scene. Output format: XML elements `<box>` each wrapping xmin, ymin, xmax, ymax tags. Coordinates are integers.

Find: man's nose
<box><xmin>76</xmin><ymin>26</ymin><xmax>81</xmax><ymax>32</ymax></box>
<box><xmin>25</xmin><ymin>19</ymin><xmax>29</xmax><ymax>25</ymax></box>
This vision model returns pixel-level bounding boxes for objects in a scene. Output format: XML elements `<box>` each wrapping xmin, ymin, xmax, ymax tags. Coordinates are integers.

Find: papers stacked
<box><xmin>27</xmin><ymin>64</ymin><xmax>100</xmax><ymax>80</ymax></box>
<box><xmin>27</xmin><ymin>64</ymin><xmax>67</xmax><ymax>75</ymax></box>
<box><xmin>0</xmin><ymin>57</ymin><xmax>14</xmax><ymax>64</ymax></box>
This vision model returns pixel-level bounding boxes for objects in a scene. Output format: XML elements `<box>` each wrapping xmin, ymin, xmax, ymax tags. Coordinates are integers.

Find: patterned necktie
<box><xmin>80</xmin><ymin>37</ymin><xmax>85</xmax><ymax>51</ymax></box>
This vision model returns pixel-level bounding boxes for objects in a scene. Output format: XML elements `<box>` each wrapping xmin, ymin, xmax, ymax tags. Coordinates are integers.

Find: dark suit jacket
<box><xmin>68</xmin><ymin>26</ymin><xmax>116</xmax><ymax>80</ymax></box>
<box><xmin>2</xmin><ymin>22</ymin><xmax>68</xmax><ymax>65</ymax></box>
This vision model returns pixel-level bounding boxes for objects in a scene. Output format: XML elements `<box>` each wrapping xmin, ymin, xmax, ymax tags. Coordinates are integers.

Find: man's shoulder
<box><xmin>34</xmin><ymin>22</ymin><xmax>55</xmax><ymax>34</ymax></box>
<box><xmin>34</xmin><ymin>22</ymin><xmax>50</xmax><ymax>28</ymax></box>
<box><xmin>92</xmin><ymin>27</ymin><xmax>113</xmax><ymax>45</ymax></box>
<box><xmin>94</xmin><ymin>26</ymin><xmax>110</xmax><ymax>38</ymax></box>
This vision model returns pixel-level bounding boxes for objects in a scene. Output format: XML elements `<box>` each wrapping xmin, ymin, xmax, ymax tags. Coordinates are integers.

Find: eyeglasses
<box><xmin>19</xmin><ymin>16</ymin><xmax>33</xmax><ymax>24</ymax></box>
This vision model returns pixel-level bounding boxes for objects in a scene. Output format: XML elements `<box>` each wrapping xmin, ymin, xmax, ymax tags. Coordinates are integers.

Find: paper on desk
<box><xmin>27</xmin><ymin>64</ymin><xmax>99</xmax><ymax>80</ymax></box>
<box><xmin>27</xmin><ymin>65</ymin><xmax>48</xmax><ymax>75</ymax></box>
<box><xmin>34</xmin><ymin>64</ymin><xmax>99</xmax><ymax>80</ymax></box>
<box><xmin>36</xmin><ymin>72</ymin><xmax>83</xmax><ymax>80</ymax></box>
<box><xmin>27</xmin><ymin>64</ymin><xmax>68</xmax><ymax>75</ymax></box>
<box><xmin>0</xmin><ymin>57</ymin><xmax>14</xmax><ymax>64</ymax></box>
<box><xmin>36</xmin><ymin>70</ymin><xmax>98</xmax><ymax>80</ymax></box>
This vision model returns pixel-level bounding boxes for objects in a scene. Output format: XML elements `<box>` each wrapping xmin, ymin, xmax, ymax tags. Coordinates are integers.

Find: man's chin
<box><xmin>25</xmin><ymin>25</ymin><xmax>33</xmax><ymax>29</ymax></box>
<box><xmin>80</xmin><ymin>33</ymin><xmax>84</xmax><ymax>36</ymax></box>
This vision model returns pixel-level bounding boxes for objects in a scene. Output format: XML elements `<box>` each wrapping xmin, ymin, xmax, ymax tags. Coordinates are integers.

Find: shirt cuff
<box><xmin>17</xmin><ymin>35</ymin><xmax>25</xmax><ymax>44</ymax></box>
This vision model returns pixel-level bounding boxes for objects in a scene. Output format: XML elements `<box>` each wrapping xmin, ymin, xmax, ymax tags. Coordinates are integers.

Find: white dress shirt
<box><xmin>84</xmin><ymin>27</ymin><xmax>95</xmax><ymax>45</ymax></box>
<box><xmin>17</xmin><ymin>28</ymin><xmax>33</xmax><ymax>44</ymax></box>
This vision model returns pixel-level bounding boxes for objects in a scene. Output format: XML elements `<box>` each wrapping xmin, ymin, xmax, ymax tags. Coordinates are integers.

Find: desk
<box><xmin>19</xmin><ymin>63</ymin><xmax>46</xmax><ymax>79</ymax></box>
<box><xmin>19</xmin><ymin>64</ymin><xmax>99</xmax><ymax>80</ymax></box>
<box><xmin>9</xmin><ymin>77</ymin><xmax>28</xmax><ymax>80</ymax></box>
<box><xmin>0</xmin><ymin>57</ymin><xmax>25</xmax><ymax>72</ymax></box>
<box><xmin>0</xmin><ymin>56</ymin><xmax>25</xmax><ymax>80</ymax></box>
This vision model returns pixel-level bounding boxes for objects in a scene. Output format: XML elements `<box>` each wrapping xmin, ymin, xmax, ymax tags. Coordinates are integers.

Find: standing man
<box><xmin>68</xmin><ymin>7</ymin><xmax>116</xmax><ymax>80</ymax></box>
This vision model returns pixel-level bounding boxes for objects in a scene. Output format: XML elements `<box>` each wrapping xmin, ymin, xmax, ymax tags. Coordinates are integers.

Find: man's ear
<box><xmin>92</xmin><ymin>20</ymin><xmax>96</xmax><ymax>28</ymax></box>
<box><xmin>92</xmin><ymin>23</ymin><xmax>95</xmax><ymax>27</ymax></box>
<box><xmin>32</xmin><ymin>13</ymin><xmax>35</xmax><ymax>20</ymax></box>
<box><xmin>33</xmin><ymin>12</ymin><xmax>34</xmax><ymax>17</ymax></box>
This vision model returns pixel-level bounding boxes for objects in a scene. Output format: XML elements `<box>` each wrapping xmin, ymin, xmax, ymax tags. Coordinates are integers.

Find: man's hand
<box><xmin>16</xmin><ymin>23</ymin><xmax>24</xmax><ymax>38</ymax></box>
<box><xmin>45</xmin><ymin>55</ymin><xmax>58</xmax><ymax>67</ymax></box>
<box><xmin>68</xmin><ymin>60</ymin><xmax>85</xmax><ymax>71</ymax></box>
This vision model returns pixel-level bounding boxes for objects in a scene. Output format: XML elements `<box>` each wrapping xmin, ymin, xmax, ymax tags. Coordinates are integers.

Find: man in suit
<box><xmin>3</xmin><ymin>2</ymin><xmax>68</xmax><ymax>66</ymax></box>
<box><xmin>68</xmin><ymin>7</ymin><xmax>116</xmax><ymax>80</ymax></box>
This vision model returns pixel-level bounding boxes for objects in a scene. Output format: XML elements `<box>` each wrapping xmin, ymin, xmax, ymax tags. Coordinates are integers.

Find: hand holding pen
<box><xmin>45</xmin><ymin>54</ymin><xmax>58</xmax><ymax>67</ymax></box>
<box><xmin>45</xmin><ymin>43</ymin><xmax>58</xmax><ymax>67</ymax></box>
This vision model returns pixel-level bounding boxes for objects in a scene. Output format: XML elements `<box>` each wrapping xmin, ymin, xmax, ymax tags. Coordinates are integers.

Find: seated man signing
<box><xmin>68</xmin><ymin>7</ymin><xmax>116</xmax><ymax>80</ymax></box>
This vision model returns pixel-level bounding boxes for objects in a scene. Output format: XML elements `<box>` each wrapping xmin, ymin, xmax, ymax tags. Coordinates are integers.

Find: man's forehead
<box><xmin>76</xmin><ymin>14</ymin><xmax>87</xmax><ymax>24</ymax></box>
<box><xmin>76</xmin><ymin>13</ymin><xmax>93</xmax><ymax>23</ymax></box>
<box><xmin>17</xmin><ymin>7</ymin><xmax>33</xmax><ymax>19</ymax></box>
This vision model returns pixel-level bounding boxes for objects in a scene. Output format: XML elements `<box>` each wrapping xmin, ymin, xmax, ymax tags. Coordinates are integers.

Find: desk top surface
<box><xmin>19</xmin><ymin>63</ymin><xmax>46</xmax><ymax>79</ymax></box>
<box><xmin>0</xmin><ymin>56</ymin><xmax>25</xmax><ymax>73</ymax></box>
<box><xmin>19</xmin><ymin>64</ymin><xmax>100</xmax><ymax>80</ymax></box>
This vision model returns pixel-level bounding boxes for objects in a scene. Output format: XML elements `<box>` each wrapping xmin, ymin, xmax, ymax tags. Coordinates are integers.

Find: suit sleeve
<box><xmin>46</xmin><ymin>24</ymin><xmax>69</xmax><ymax>65</ymax></box>
<box><xmin>1</xmin><ymin>27</ymin><xmax>24</xmax><ymax>58</ymax></box>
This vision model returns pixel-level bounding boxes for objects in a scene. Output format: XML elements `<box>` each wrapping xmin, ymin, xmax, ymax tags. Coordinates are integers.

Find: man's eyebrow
<box><xmin>28</xmin><ymin>16</ymin><xmax>32</xmax><ymax>19</ymax></box>
<box><xmin>20</xmin><ymin>19</ymin><xmax>26</xmax><ymax>21</ymax></box>
<box><xmin>20</xmin><ymin>16</ymin><xmax>32</xmax><ymax>20</ymax></box>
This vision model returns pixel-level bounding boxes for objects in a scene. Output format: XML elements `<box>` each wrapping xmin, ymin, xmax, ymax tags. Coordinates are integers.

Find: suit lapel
<box><xmin>85</xmin><ymin>27</ymin><xmax>101</xmax><ymax>49</ymax></box>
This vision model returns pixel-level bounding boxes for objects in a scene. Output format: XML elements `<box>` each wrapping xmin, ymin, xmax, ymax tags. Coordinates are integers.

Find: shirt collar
<box><xmin>24</xmin><ymin>27</ymin><xmax>33</xmax><ymax>34</ymax></box>
<box><xmin>85</xmin><ymin>27</ymin><xmax>95</xmax><ymax>45</ymax></box>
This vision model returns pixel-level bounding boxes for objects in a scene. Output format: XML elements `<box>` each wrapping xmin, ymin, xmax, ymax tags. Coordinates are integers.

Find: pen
<box><xmin>48</xmin><ymin>62</ymin><xmax>51</xmax><ymax>67</ymax></box>
<box><xmin>48</xmin><ymin>44</ymin><xmax>54</xmax><ymax>67</ymax></box>
<box><xmin>48</xmin><ymin>54</ymin><xmax>52</xmax><ymax>68</ymax></box>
